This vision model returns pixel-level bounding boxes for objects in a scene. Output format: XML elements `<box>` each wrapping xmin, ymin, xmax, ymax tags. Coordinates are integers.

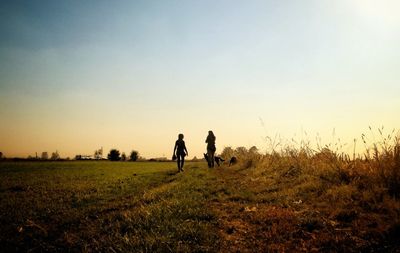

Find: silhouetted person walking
<box><xmin>173</xmin><ymin>134</ymin><xmax>188</xmax><ymax>172</ymax></box>
<box><xmin>205</xmin><ymin>130</ymin><xmax>216</xmax><ymax>168</ymax></box>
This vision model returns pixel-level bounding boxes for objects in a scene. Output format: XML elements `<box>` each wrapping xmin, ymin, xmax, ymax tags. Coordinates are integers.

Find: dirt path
<box><xmin>209</xmin><ymin>168</ymin><xmax>305</xmax><ymax>252</ymax></box>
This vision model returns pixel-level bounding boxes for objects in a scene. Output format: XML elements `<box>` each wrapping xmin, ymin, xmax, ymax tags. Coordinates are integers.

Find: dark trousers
<box><xmin>207</xmin><ymin>148</ymin><xmax>215</xmax><ymax>168</ymax></box>
<box><xmin>177</xmin><ymin>153</ymin><xmax>185</xmax><ymax>171</ymax></box>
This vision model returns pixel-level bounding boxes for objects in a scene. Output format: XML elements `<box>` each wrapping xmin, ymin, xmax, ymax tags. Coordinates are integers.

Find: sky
<box><xmin>0</xmin><ymin>0</ymin><xmax>399</xmax><ymax>159</ymax></box>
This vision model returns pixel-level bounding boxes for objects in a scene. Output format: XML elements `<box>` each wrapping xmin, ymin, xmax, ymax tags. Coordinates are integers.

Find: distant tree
<box><xmin>94</xmin><ymin>147</ymin><xmax>103</xmax><ymax>160</ymax></box>
<box><xmin>235</xmin><ymin>147</ymin><xmax>248</xmax><ymax>158</ymax></box>
<box><xmin>51</xmin><ymin>151</ymin><xmax>60</xmax><ymax>160</ymax></box>
<box><xmin>314</xmin><ymin>147</ymin><xmax>336</xmax><ymax>161</ymax></box>
<box><xmin>41</xmin><ymin>152</ymin><xmax>48</xmax><ymax>160</ymax></box>
<box><xmin>221</xmin><ymin>147</ymin><xmax>234</xmax><ymax>159</ymax></box>
<box><xmin>0</xmin><ymin>152</ymin><xmax>3</xmax><ymax>160</ymax></box>
<box><xmin>108</xmin><ymin>149</ymin><xmax>121</xmax><ymax>161</ymax></box>
<box><xmin>248</xmin><ymin>146</ymin><xmax>261</xmax><ymax>162</ymax></box>
<box><xmin>130</xmin><ymin>150</ymin><xmax>139</xmax><ymax>161</ymax></box>
<box><xmin>121</xmin><ymin>152</ymin><xmax>126</xmax><ymax>161</ymax></box>
<box><xmin>249</xmin><ymin>146</ymin><xmax>259</xmax><ymax>154</ymax></box>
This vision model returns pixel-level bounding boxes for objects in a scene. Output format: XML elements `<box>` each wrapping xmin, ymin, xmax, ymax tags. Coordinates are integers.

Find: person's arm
<box><xmin>184</xmin><ymin>144</ymin><xmax>188</xmax><ymax>156</ymax></box>
<box><xmin>173</xmin><ymin>142</ymin><xmax>177</xmax><ymax>156</ymax></box>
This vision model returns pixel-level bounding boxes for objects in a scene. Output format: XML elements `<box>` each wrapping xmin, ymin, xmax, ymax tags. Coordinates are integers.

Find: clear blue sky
<box><xmin>1</xmin><ymin>0</ymin><xmax>399</xmax><ymax>158</ymax></box>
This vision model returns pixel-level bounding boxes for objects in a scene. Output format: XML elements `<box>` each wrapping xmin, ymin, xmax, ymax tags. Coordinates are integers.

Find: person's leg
<box><xmin>180</xmin><ymin>155</ymin><xmax>185</xmax><ymax>171</ymax></box>
<box><xmin>204</xmin><ymin>153</ymin><xmax>211</xmax><ymax>168</ymax></box>
<box><xmin>210</xmin><ymin>152</ymin><xmax>215</xmax><ymax>168</ymax></box>
<box><xmin>207</xmin><ymin>149</ymin><xmax>212</xmax><ymax>168</ymax></box>
<box><xmin>177</xmin><ymin>156</ymin><xmax>181</xmax><ymax>171</ymax></box>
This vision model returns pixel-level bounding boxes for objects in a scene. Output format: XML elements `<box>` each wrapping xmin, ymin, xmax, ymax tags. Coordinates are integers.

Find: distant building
<box><xmin>75</xmin><ymin>155</ymin><xmax>92</xmax><ymax>160</ymax></box>
<box><xmin>148</xmin><ymin>157</ymin><xmax>168</xmax><ymax>162</ymax></box>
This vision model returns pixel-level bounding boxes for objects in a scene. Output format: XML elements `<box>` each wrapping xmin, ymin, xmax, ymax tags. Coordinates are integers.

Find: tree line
<box><xmin>107</xmin><ymin>149</ymin><xmax>139</xmax><ymax>161</ymax></box>
<box><xmin>0</xmin><ymin>149</ymin><xmax>140</xmax><ymax>161</ymax></box>
<box><xmin>0</xmin><ymin>146</ymin><xmax>259</xmax><ymax>162</ymax></box>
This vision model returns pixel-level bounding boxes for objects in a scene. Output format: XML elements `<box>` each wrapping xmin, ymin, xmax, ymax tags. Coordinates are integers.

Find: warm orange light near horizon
<box><xmin>0</xmin><ymin>1</ymin><xmax>399</xmax><ymax>158</ymax></box>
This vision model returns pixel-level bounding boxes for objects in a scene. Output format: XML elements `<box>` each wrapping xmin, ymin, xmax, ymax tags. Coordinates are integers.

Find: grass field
<box><xmin>0</xmin><ymin>158</ymin><xmax>399</xmax><ymax>252</ymax></box>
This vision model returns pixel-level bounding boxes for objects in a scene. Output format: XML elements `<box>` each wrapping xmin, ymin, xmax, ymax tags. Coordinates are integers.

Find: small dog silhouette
<box><xmin>203</xmin><ymin>153</ymin><xmax>225</xmax><ymax>167</ymax></box>
<box><xmin>229</xmin><ymin>156</ymin><xmax>238</xmax><ymax>166</ymax></box>
<box><xmin>214</xmin><ymin>156</ymin><xmax>225</xmax><ymax>166</ymax></box>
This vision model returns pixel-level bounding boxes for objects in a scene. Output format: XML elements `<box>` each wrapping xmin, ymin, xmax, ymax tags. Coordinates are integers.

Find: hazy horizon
<box><xmin>1</xmin><ymin>0</ymin><xmax>399</xmax><ymax>159</ymax></box>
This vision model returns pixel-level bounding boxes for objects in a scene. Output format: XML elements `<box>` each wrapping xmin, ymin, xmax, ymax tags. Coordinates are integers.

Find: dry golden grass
<box><xmin>214</xmin><ymin>129</ymin><xmax>400</xmax><ymax>252</ymax></box>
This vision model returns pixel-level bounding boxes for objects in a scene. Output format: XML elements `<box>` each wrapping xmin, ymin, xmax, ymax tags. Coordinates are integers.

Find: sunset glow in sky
<box><xmin>1</xmin><ymin>0</ymin><xmax>399</xmax><ymax>158</ymax></box>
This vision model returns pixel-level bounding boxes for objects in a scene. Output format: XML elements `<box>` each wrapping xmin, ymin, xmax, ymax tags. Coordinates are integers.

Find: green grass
<box><xmin>0</xmin><ymin>161</ymin><xmax>219</xmax><ymax>252</ymax></box>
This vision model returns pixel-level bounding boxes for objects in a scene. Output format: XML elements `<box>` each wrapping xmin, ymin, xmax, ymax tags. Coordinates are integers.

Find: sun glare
<box><xmin>351</xmin><ymin>0</ymin><xmax>400</xmax><ymax>24</ymax></box>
